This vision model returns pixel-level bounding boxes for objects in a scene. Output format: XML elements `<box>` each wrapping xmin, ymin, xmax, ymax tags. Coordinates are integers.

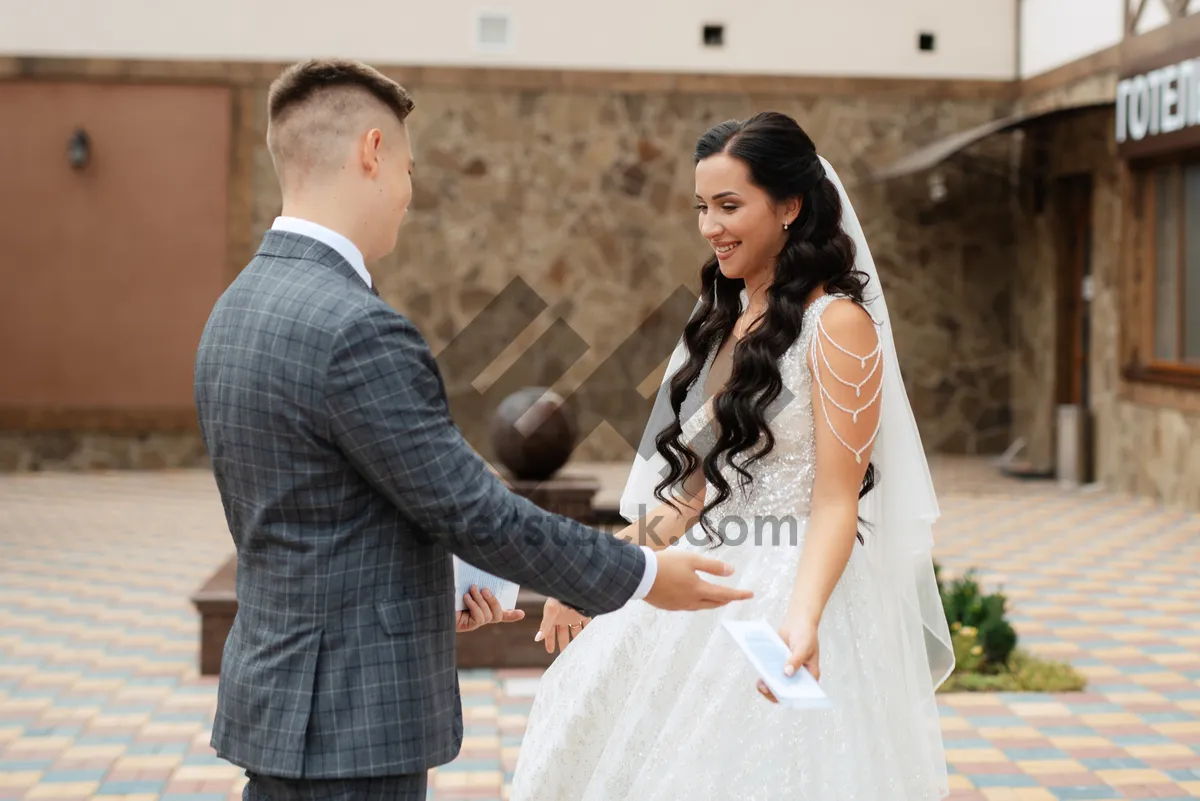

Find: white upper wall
<box><xmin>1019</xmin><ymin>0</ymin><xmax>1123</xmax><ymax>78</ymax></box>
<box><xmin>0</xmin><ymin>0</ymin><xmax>1016</xmax><ymax>80</ymax></box>
<box><xmin>1134</xmin><ymin>0</ymin><xmax>1172</xmax><ymax>35</ymax></box>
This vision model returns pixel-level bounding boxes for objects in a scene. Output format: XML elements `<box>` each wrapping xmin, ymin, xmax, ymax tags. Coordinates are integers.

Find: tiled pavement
<box><xmin>0</xmin><ymin>458</ymin><xmax>1197</xmax><ymax>801</ymax></box>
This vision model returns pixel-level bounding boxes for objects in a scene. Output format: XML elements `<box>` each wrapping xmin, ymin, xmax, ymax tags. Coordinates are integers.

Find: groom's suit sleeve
<box><xmin>324</xmin><ymin>303</ymin><xmax>651</xmax><ymax>618</ymax></box>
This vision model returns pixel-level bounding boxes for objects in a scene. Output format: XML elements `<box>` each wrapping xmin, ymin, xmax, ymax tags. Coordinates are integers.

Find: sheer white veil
<box><xmin>618</xmin><ymin>155</ymin><xmax>954</xmax><ymax>796</ymax></box>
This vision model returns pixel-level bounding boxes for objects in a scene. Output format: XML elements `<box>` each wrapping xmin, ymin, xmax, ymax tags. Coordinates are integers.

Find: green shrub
<box><xmin>1011</xmin><ymin>649</ymin><xmax>1088</xmax><ymax>691</ymax></box>
<box><xmin>934</xmin><ymin>560</ymin><xmax>1085</xmax><ymax>694</ymax></box>
<box><xmin>943</xmin><ymin>570</ymin><xmax>983</xmax><ymax>627</ymax></box>
<box><xmin>981</xmin><ymin>592</ymin><xmax>1007</xmax><ymax>625</ymax></box>
<box><xmin>979</xmin><ymin>617</ymin><xmax>1018</xmax><ymax>665</ymax></box>
<box><xmin>940</xmin><ymin>648</ymin><xmax>1087</xmax><ymax>693</ymax></box>
<box><xmin>950</xmin><ymin>625</ymin><xmax>984</xmax><ymax>674</ymax></box>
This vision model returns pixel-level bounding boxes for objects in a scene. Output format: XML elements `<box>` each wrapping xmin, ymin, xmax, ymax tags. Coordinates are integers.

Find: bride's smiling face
<box><xmin>694</xmin><ymin>152</ymin><xmax>797</xmax><ymax>282</ymax></box>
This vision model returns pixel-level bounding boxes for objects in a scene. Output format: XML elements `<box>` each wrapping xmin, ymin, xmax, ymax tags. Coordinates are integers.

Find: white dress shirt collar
<box><xmin>271</xmin><ymin>216</ymin><xmax>372</xmax><ymax>289</ymax></box>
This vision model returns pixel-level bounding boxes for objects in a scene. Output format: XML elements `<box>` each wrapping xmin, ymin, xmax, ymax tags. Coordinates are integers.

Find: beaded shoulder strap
<box><xmin>807</xmin><ymin>296</ymin><xmax>883</xmax><ymax>464</ymax></box>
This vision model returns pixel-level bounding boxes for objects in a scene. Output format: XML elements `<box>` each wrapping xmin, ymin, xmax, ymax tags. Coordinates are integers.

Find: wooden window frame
<box><xmin>1126</xmin><ymin>153</ymin><xmax>1200</xmax><ymax>389</ymax></box>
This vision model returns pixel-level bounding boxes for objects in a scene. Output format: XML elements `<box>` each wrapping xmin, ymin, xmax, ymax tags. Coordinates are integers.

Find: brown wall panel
<box><xmin>0</xmin><ymin>81</ymin><xmax>230</xmax><ymax>411</ymax></box>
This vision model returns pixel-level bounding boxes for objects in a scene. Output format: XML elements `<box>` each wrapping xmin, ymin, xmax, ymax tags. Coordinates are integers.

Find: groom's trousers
<box><xmin>241</xmin><ymin>771</ymin><xmax>427</xmax><ymax>800</ymax></box>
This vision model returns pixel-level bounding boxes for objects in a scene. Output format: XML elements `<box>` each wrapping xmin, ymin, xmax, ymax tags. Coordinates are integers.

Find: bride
<box><xmin>508</xmin><ymin>111</ymin><xmax>955</xmax><ymax>801</ymax></box>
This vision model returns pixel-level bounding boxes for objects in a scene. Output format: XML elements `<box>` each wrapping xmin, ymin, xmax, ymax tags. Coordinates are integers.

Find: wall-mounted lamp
<box><xmin>67</xmin><ymin>128</ymin><xmax>91</xmax><ymax>170</ymax></box>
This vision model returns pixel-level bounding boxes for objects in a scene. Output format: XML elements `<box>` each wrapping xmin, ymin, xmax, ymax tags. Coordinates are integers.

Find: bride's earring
<box><xmin>783</xmin><ymin>221</ymin><xmax>790</xmax><ymax>230</ymax></box>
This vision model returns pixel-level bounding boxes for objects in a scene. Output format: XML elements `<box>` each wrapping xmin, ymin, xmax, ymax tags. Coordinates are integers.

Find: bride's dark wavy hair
<box><xmin>654</xmin><ymin>111</ymin><xmax>876</xmax><ymax>545</ymax></box>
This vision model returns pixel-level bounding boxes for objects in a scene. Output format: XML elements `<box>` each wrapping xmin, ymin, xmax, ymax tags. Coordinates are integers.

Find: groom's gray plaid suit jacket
<box><xmin>193</xmin><ymin>230</ymin><xmax>647</xmax><ymax>780</ymax></box>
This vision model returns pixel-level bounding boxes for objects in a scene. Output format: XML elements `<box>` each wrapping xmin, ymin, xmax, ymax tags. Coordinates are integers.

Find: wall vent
<box><xmin>703</xmin><ymin>24</ymin><xmax>725</xmax><ymax>47</ymax></box>
<box><xmin>476</xmin><ymin>12</ymin><xmax>512</xmax><ymax>51</ymax></box>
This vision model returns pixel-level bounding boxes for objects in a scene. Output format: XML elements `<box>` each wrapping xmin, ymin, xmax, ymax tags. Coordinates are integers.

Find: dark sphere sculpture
<box><xmin>490</xmin><ymin>387</ymin><xmax>577</xmax><ymax>481</ymax></box>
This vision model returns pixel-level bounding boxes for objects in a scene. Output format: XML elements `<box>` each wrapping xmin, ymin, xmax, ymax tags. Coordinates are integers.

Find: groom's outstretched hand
<box><xmin>643</xmin><ymin>551</ymin><xmax>753</xmax><ymax>611</ymax></box>
<box><xmin>456</xmin><ymin>585</ymin><xmax>525</xmax><ymax>633</ymax></box>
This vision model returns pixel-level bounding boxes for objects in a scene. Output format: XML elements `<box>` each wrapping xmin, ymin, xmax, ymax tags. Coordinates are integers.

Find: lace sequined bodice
<box><xmin>677</xmin><ymin>293</ymin><xmax>842</xmax><ymax>531</ymax></box>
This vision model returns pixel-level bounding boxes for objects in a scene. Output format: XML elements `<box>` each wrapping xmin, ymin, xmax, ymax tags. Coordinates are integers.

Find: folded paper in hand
<box><xmin>722</xmin><ymin>619</ymin><xmax>832</xmax><ymax>710</ymax></box>
<box><xmin>453</xmin><ymin>557</ymin><xmax>520</xmax><ymax>612</ymax></box>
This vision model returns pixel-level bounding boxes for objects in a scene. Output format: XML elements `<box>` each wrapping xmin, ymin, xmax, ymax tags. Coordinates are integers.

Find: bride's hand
<box><xmin>757</xmin><ymin>613</ymin><xmax>820</xmax><ymax>703</ymax></box>
<box><xmin>534</xmin><ymin>597</ymin><xmax>590</xmax><ymax>654</ymax></box>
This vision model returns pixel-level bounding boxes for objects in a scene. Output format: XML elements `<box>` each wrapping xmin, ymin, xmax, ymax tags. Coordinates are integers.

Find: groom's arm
<box><xmin>323</xmin><ymin>304</ymin><xmax>653</xmax><ymax>618</ymax></box>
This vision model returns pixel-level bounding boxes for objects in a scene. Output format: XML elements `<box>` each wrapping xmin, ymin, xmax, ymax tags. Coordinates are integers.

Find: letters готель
<box><xmin>1116</xmin><ymin>57</ymin><xmax>1200</xmax><ymax>144</ymax></box>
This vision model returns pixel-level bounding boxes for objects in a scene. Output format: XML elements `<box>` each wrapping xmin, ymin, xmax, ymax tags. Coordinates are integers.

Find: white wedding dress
<box><xmin>508</xmin><ymin>293</ymin><xmax>948</xmax><ymax>801</ymax></box>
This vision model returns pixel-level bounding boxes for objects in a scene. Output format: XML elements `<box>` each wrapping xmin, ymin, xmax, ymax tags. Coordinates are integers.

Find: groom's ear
<box><xmin>358</xmin><ymin>128</ymin><xmax>385</xmax><ymax>176</ymax></box>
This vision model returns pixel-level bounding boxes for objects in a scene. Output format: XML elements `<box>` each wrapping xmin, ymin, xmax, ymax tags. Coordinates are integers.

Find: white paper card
<box><xmin>453</xmin><ymin>557</ymin><xmax>520</xmax><ymax>612</ymax></box>
<box><xmin>722</xmin><ymin>618</ymin><xmax>833</xmax><ymax>710</ymax></box>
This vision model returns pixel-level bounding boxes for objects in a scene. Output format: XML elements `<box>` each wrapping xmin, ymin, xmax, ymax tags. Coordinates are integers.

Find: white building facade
<box><xmin>2</xmin><ymin>0</ymin><xmax>1016</xmax><ymax>79</ymax></box>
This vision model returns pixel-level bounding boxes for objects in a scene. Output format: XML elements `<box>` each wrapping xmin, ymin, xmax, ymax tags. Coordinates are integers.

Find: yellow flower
<box><xmin>961</xmin><ymin>626</ymin><xmax>977</xmax><ymax>637</ymax></box>
<box><xmin>951</xmin><ymin>621</ymin><xmax>962</xmax><ymax>632</ymax></box>
<box><xmin>970</xmin><ymin>645</ymin><xmax>983</xmax><ymax>656</ymax></box>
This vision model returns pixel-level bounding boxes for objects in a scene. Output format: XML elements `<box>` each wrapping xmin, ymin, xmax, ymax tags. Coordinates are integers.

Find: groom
<box><xmin>194</xmin><ymin>58</ymin><xmax>751</xmax><ymax>800</ymax></box>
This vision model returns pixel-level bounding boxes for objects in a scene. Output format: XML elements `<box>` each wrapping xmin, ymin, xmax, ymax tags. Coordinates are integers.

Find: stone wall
<box><xmin>2</xmin><ymin>61</ymin><xmax>1019</xmax><ymax>469</ymax></box>
<box><xmin>1106</xmin><ymin>401</ymin><xmax>1200</xmax><ymax>508</ymax></box>
<box><xmin>1100</xmin><ymin>147</ymin><xmax>1200</xmax><ymax>510</ymax></box>
<box><xmin>1078</xmin><ymin>116</ymin><xmax>1124</xmax><ymax>495</ymax></box>
<box><xmin>0</xmin><ymin>432</ymin><xmax>207</xmax><ymax>471</ymax></box>
<box><xmin>1005</xmin><ymin>62</ymin><xmax>1118</xmax><ymax>474</ymax></box>
<box><xmin>1010</xmin><ymin>108</ymin><xmax>1118</xmax><ymax>474</ymax></box>
<box><xmin>249</xmin><ymin>83</ymin><xmax>1018</xmax><ymax>462</ymax></box>
<box><xmin>1010</xmin><ymin>101</ymin><xmax>1200</xmax><ymax>511</ymax></box>
<box><xmin>1010</xmin><ymin>180</ymin><xmax>1057</xmax><ymax>473</ymax></box>
<box><xmin>871</xmin><ymin>153</ymin><xmax>1017</xmax><ymax>455</ymax></box>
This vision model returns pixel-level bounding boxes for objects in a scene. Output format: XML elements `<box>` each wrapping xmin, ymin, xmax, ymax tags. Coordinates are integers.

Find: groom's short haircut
<box><xmin>266</xmin><ymin>59</ymin><xmax>414</xmax><ymax>182</ymax></box>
